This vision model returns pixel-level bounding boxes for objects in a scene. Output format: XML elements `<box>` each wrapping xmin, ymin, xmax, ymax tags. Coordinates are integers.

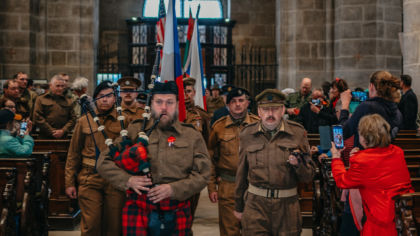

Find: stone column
<box><xmin>402</xmin><ymin>0</ymin><xmax>420</xmax><ymax>97</ymax></box>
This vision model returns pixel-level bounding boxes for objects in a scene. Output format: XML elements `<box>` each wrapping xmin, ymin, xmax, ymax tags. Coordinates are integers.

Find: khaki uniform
<box><xmin>235</xmin><ymin>120</ymin><xmax>314</xmax><ymax>236</ymax></box>
<box><xmin>122</xmin><ymin>103</ymin><xmax>145</xmax><ymax>124</ymax></box>
<box><xmin>97</xmin><ymin>118</ymin><xmax>211</xmax><ymax>201</ymax></box>
<box><xmin>33</xmin><ymin>92</ymin><xmax>76</xmax><ymax>138</ymax></box>
<box><xmin>19</xmin><ymin>89</ymin><xmax>37</xmax><ymax>118</ymax></box>
<box><xmin>285</xmin><ymin>91</ymin><xmax>312</xmax><ymax>121</ymax></box>
<box><xmin>208</xmin><ymin>113</ymin><xmax>259</xmax><ymax>236</ymax></box>
<box><xmin>65</xmin><ymin>109</ymin><xmax>125</xmax><ymax>236</ymax></box>
<box><xmin>206</xmin><ymin>96</ymin><xmax>225</xmax><ymax>116</ymax></box>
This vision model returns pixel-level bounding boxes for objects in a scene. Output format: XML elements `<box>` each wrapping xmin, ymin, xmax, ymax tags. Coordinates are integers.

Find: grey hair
<box><xmin>49</xmin><ymin>74</ymin><xmax>65</xmax><ymax>84</ymax></box>
<box><xmin>71</xmin><ymin>76</ymin><xmax>89</xmax><ymax>91</ymax></box>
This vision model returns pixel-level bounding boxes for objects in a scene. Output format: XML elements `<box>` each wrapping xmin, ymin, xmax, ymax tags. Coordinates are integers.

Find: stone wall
<box><xmin>0</xmin><ymin>0</ymin><xmax>98</xmax><ymax>92</ymax></box>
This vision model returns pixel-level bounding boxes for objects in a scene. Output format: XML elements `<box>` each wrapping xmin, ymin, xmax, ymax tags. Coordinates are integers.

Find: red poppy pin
<box><xmin>168</xmin><ymin>136</ymin><xmax>176</xmax><ymax>147</ymax></box>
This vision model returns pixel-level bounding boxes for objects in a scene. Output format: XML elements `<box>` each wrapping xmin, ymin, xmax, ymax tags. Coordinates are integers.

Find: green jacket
<box><xmin>285</xmin><ymin>91</ymin><xmax>312</xmax><ymax>120</ymax></box>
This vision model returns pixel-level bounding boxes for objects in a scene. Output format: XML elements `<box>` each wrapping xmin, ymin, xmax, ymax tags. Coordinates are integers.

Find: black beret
<box><xmin>137</xmin><ymin>92</ymin><xmax>148</xmax><ymax>103</ymax></box>
<box><xmin>151</xmin><ymin>81</ymin><xmax>178</xmax><ymax>96</ymax></box>
<box><xmin>226</xmin><ymin>87</ymin><xmax>249</xmax><ymax>104</ymax></box>
<box><xmin>93</xmin><ymin>80</ymin><xmax>113</xmax><ymax>99</ymax></box>
<box><xmin>0</xmin><ymin>109</ymin><xmax>14</xmax><ymax>125</ymax></box>
<box><xmin>221</xmin><ymin>84</ymin><xmax>235</xmax><ymax>95</ymax></box>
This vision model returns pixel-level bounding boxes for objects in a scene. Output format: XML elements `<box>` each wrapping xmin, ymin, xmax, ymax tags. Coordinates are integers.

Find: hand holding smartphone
<box><xmin>332</xmin><ymin>125</ymin><xmax>344</xmax><ymax>149</ymax></box>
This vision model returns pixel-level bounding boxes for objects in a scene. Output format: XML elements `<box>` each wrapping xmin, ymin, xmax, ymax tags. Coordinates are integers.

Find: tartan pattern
<box><xmin>114</xmin><ymin>139</ymin><xmax>149</xmax><ymax>175</ymax></box>
<box><xmin>123</xmin><ymin>192</ymin><xmax>192</xmax><ymax>236</ymax></box>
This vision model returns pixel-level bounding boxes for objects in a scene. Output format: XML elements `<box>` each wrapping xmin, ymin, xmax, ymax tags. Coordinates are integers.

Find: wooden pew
<box><xmin>0</xmin><ymin>167</ymin><xmax>17</xmax><ymax>236</ymax></box>
<box><xmin>394</xmin><ymin>192</ymin><xmax>420</xmax><ymax>235</ymax></box>
<box><xmin>33</xmin><ymin>139</ymin><xmax>79</xmax><ymax>230</ymax></box>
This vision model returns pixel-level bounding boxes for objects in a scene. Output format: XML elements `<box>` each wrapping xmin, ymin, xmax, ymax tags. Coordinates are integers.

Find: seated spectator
<box><xmin>33</xmin><ymin>75</ymin><xmax>76</xmax><ymax>139</ymax></box>
<box><xmin>296</xmin><ymin>88</ymin><xmax>338</xmax><ymax>133</ymax></box>
<box><xmin>398</xmin><ymin>74</ymin><xmax>418</xmax><ymax>130</ymax></box>
<box><xmin>0</xmin><ymin>109</ymin><xmax>34</xmax><ymax>157</ymax></box>
<box><xmin>14</xmin><ymin>72</ymin><xmax>37</xmax><ymax>118</ymax></box>
<box><xmin>285</xmin><ymin>77</ymin><xmax>312</xmax><ymax>121</ymax></box>
<box><xmin>331</xmin><ymin>114</ymin><xmax>413</xmax><ymax>235</ymax></box>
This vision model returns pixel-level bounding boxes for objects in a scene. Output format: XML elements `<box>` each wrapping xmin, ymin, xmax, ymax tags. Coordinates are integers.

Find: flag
<box><xmin>160</xmin><ymin>0</ymin><xmax>186</xmax><ymax>121</ymax></box>
<box><xmin>156</xmin><ymin>0</ymin><xmax>166</xmax><ymax>44</ymax></box>
<box><xmin>183</xmin><ymin>5</ymin><xmax>206</xmax><ymax>110</ymax></box>
<box><xmin>182</xmin><ymin>8</ymin><xmax>194</xmax><ymax>71</ymax></box>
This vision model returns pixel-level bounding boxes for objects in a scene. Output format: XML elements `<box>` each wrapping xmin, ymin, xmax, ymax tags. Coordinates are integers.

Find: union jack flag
<box><xmin>156</xmin><ymin>0</ymin><xmax>166</xmax><ymax>44</ymax></box>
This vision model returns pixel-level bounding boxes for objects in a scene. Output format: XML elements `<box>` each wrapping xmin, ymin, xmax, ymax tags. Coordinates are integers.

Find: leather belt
<box><xmin>247</xmin><ymin>184</ymin><xmax>297</xmax><ymax>199</ymax></box>
<box><xmin>82</xmin><ymin>158</ymin><xmax>96</xmax><ymax>168</ymax></box>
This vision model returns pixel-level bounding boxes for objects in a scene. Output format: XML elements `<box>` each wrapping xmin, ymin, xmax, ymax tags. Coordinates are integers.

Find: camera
<box><xmin>351</xmin><ymin>91</ymin><xmax>367</xmax><ymax>102</ymax></box>
<box><xmin>311</xmin><ymin>99</ymin><xmax>321</xmax><ymax>106</ymax></box>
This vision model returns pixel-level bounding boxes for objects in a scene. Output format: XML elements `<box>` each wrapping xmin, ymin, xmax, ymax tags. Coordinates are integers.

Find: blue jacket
<box><xmin>339</xmin><ymin>97</ymin><xmax>402</xmax><ymax>148</ymax></box>
<box><xmin>0</xmin><ymin>130</ymin><xmax>34</xmax><ymax>157</ymax></box>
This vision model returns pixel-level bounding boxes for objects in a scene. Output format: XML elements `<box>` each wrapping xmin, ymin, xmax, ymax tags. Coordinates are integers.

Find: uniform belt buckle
<box><xmin>266</xmin><ymin>189</ymin><xmax>275</xmax><ymax>198</ymax></box>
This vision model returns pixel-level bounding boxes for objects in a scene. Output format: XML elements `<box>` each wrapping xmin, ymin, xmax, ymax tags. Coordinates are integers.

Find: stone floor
<box><xmin>49</xmin><ymin>188</ymin><xmax>312</xmax><ymax>236</ymax></box>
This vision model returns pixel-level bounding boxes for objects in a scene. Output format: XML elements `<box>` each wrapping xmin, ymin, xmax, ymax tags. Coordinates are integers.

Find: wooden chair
<box><xmin>0</xmin><ymin>167</ymin><xmax>17</xmax><ymax>236</ymax></box>
<box><xmin>394</xmin><ymin>192</ymin><xmax>420</xmax><ymax>236</ymax></box>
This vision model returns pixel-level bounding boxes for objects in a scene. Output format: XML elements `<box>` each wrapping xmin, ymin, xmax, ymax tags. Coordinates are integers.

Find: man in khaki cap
<box><xmin>117</xmin><ymin>76</ymin><xmax>144</xmax><ymax>123</ymax></box>
<box><xmin>234</xmin><ymin>88</ymin><xmax>314</xmax><ymax>236</ymax></box>
<box><xmin>206</xmin><ymin>84</ymin><xmax>225</xmax><ymax>116</ymax></box>
<box><xmin>208</xmin><ymin>87</ymin><xmax>259</xmax><ymax>236</ymax></box>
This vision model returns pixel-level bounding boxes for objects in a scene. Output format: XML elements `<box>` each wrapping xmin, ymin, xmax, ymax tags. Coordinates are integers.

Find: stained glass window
<box><xmin>143</xmin><ymin>0</ymin><xmax>223</xmax><ymax>19</ymax></box>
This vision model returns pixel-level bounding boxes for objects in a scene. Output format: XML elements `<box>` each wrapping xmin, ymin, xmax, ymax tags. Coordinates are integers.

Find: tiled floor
<box><xmin>49</xmin><ymin>188</ymin><xmax>312</xmax><ymax>236</ymax></box>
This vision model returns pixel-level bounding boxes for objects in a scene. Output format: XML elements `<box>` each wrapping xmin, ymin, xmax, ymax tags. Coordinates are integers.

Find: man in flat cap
<box><xmin>118</xmin><ymin>76</ymin><xmax>144</xmax><ymax>123</ymax></box>
<box><xmin>208</xmin><ymin>87</ymin><xmax>259</xmax><ymax>236</ymax></box>
<box><xmin>97</xmin><ymin>81</ymin><xmax>211</xmax><ymax>235</ymax></box>
<box><xmin>234</xmin><ymin>89</ymin><xmax>314</xmax><ymax>236</ymax></box>
<box><xmin>206</xmin><ymin>84</ymin><xmax>225</xmax><ymax>116</ymax></box>
<box><xmin>65</xmin><ymin>81</ymin><xmax>125</xmax><ymax>236</ymax></box>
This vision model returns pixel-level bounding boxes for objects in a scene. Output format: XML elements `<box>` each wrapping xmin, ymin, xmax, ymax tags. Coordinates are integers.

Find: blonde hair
<box><xmin>369</xmin><ymin>70</ymin><xmax>401</xmax><ymax>103</ymax></box>
<box><xmin>358</xmin><ymin>114</ymin><xmax>391</xmax><ymax>148</ymax></box>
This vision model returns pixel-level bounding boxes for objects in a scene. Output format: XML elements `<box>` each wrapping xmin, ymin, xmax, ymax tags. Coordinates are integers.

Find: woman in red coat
<box><xmin>331</xmin><ymin>114</ymin><xmax>414</xmax><ymax>235</ymax></box>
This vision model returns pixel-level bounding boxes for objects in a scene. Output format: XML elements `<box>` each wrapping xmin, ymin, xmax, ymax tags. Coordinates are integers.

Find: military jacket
<box><xmin>19</xmin><ymin>89</ymin><xmax>37</xmax><ymax>118</ymax></box>
<box><xmin>97</xmin><ymin>118</ymin><xmax>211</xmax><ymax>201</ymax></box>
<box><xmin>206</xmin><ymin>96</ymin><xmax>225</xmax><ymax>115</ymax></box>
<box><xmin>235</xmin><ymin>120</ymin><xmax>314</xmax><ymax>212</ymax></box>
<box><xmin>207</xmin><ymin>113</ymin><xmax>259</xmax><ymax>193</ymax></box>
<box><xmin>33</xmin><ymin>92</ymin><xmax>76</xmax><ymax>138</ymax></box>
<box><xmin>184</xmin><ymin>104</ymin><xmax>211</xmax><ymax>144</ymax></box>
<box><xmin>122</xmin><ymin>103</ymin><xmax>145</xmax><ymax>124</ymax></box>
<box><xmin>65</xmin><ymin>109</ymin><xmax>121</xmax><ymax>188</ymax></box>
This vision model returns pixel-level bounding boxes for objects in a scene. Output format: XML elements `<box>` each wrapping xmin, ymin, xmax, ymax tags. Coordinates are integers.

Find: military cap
<box><xmin>93</xmin><ymin>80</ymin><xmax>113</xmax><ymax>99</ymax></box>
<box><xmin>221</xmin><ymin>84</ymin><xmax>236</xmax><ymax>95</ymax></box>
<box><xmin>211</xmin><ymin>84</ymin><xmax>221</xmax><ymax>91</ymax></box>
<box><xmin>137</xmin><ymin>92</ymin><xmax>148</xmax><ymax>103</ymax></box>
<box><xmin>255</xmin><ymin>89</ymin><xmax>286</xmax><ymax>107</ymax></box>
<box><xmin>0</xmin><ymin>109</ymin><xmax>14</xmax><ymax>125</ymax></box>
<box><xmin>117</xmin><ymin>76</ymin><xmax>141</xmax><ymax>89</ymax></box>
<box><xmin>151</xmin><ymin>81</ymin><xmax>178</xmax><ymax>96</ymax></box>
<box><xmin>183</xmin><ymin>77</ymin><xmax>196</xmax><ymax>87</ymax></box>
<box><xmin>226</xmin><ymin>87</ymin><xmax>249</xmax><ymax>104</ymax></box>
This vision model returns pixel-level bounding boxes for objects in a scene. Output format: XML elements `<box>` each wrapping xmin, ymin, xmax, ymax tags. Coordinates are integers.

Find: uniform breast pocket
<box><xmin>41</xmin><ymin>101</ymin><xmax>55</xmax><ymax>114</ymax></box>
<box><xmin>276</xmin><ymin>143</ymin><xmax>299</xmax><ymax>163</ymax></box>
<box><xmin>246</xmin><ymin>143</ymin><xmax>265</xmax><ymax>168</ymax></box>
<box><xmin>220</xmin><ymin>134</ymin><xmax>236</xmax><ymax>156</ymax></box>
<box><xmin>169</xmin><ymin>140</ymin><xmax>192</xmax><ymax>167</ymax></box>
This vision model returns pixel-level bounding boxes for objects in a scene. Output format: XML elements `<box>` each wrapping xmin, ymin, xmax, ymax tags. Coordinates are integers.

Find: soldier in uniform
<box><xmin>65</xmin><ymin>81</ymin><xmax>125</xmax><ymax>235</ymax></box>
<box><xmin>14</xmin><ymin>72</ymin><xmax>37</xmax><ymax>118</ymax></box>
<box><xmin>206</xmin><ymin>84</ymin><xmax>225</xmax><ymax>116</ymax></box>
<box><xmin>117</xmin><ymin>76</ymin><xmax>144</xmax><ymax>123</ymax></box>
<box><xmin>208</xmin><ymin>87</ymin><xmax>259</xmax><ymax>236</ymax></box>
<box><xmin>211</xmin><ymin>84</ymin><xmax>236</xmax><ymax>126</ymax></box>
<box><xmin>234</xmin><ymin>89</ymin><xmax>314</xmax><ymax>236</ymax></box>
<box><xmin>1</xmin><ymin>80</ymin><xmax>31</xmax><ymax>118</ymax></box>
<box><xmin>285</xmin><ymin>77</ymin><xmax>312</xmax><ymax>121</ymax></box>
<box><xmin>137</xmin><ymin>92</ymin><xmax>147</xmax><ymax>109</ymax></box>
<box><xmin>97</xmin><ymin>81</ymin><xmax>211</xmax><ymax>235</ymax></box>
<box><xmin>33</xmin><ymin>75</ymin><xmax>76</xmax><ymax>138</ymax></box>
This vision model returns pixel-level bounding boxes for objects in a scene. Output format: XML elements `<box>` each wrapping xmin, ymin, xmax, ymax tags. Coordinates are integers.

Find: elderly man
<box><xmin>33</xmin><ymin>75</ymin><xmax>76</xmax><ymax>139</ymax></box>
<box><xmin>65</xmin><ymin>81</ymin><xmax>125</xmax><ymax>236</ymax></box>
<box><xmin>14</xmin><ymin>72</ymin><xmax>37</xmax><ymax>117</ymax></box>
<box><xmin>286</xmin><ymin>77</ymin><xmax>312</xmax><ymax>121</ymax></box>
<box><xmin>208</xmin><ymin>87</ymin><xmax>259</xmax><ymax>236</ymax></box>
<box><xmin>117</xmin><ymin>76</ymin><xmax>144</xmax><ymax>123</ymax></box>
<box><xmin>1</xmin><ymin>80</ymin><xmax>31</xmax><ymax>118</ymax></box>
<box><xmin>97</xmin><ymin>81</ymin><xmax>211</xmax><ymax>235</ymax></box>
<box><xmin>234</xmin><ymin>89</ymin><xmax>314</xmax><ymax>236</ymax></box>
<box><xmin>71</xmin><ymin>76</ymin><xmax>94</xmax><ymax>118</ymax></box>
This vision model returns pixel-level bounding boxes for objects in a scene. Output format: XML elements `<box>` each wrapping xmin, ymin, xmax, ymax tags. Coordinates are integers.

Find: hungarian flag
<box><xmin>183</xmin><ymin>5</ymin><xmax>206</xmax><ymax>110</ymax></box>
<box><xmin>160</xmin><ymin>0</ymin><xmax>186</xmax><ymax>121</ymax></box>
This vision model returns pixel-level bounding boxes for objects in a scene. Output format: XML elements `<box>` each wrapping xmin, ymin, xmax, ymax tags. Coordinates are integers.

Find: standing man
<box><xmin>33</xmin><ymin>75</ymin><xmax>76</xmax><ymax>139</ymax></box>
<box><xmin>1</xmin><ymin>80</ymin><xmax>29</xmax><ymax>117</ymax></box>
<box><xmin>234</xmin><ymin>89</ymin><xmax>314</xmax><ymax>236</ymax></box>
<box><xmin>65</xmin><ymin>81</ymin><xmax>125</xmax><ymax>236</ymax></box>
<box><xmin>71</xmin><ymin>76</ymin><xmax>94</xmax><ymax>118</ymax></box>
<box><xmin>97</xmin><ymin>81</ymin><xmax>211</xmax><ymax>235</ymax></box>
<box><xmin>211</xmin><ymin>84</ymin><xmax>236</xmax><ymax>126</ymax></box>
<box><xmin>206</xmin><ymin>84</ymin><xmax>225</xmax><ymax>116</ymax></box>
<box><xmin>208</xmin><ymin>87</ymin><xmax>259</xmax><ymax>236</ymax></box>
<box><xmin>14</xmin><ymin>72</ymin><xmax>37</xmax><ymax>118</ymax></box>
<box><xmin>286</xmin><ymin>77</ymin><xmax>312</xmax><ymax>121</ymax></box>
<box><xmin>398</xmin><ymin>74</ymin><xmax>418</xmax><ymax>130</ymax></box>
<box><xmin>117</xmin><ymin>76</ymin><xmax>144</xmax><ymax>123</ymax></box>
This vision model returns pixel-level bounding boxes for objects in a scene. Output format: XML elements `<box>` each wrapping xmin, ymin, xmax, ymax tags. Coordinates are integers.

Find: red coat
<box><xmin>332</xmin><ymin>144</ymin><xmax>414</xmax><ymax>236</ymax></box>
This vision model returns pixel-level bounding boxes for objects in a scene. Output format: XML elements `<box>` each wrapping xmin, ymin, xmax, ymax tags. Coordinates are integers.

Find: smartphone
<box><xmin>20</xmin><ymin>122</ymin><xmax>27</xmax><ymax>136</ymax></box>
<box><xmin>332</xmin><ymin>125</ymin><xmax>344</xmax><ymax>149</ymax></box>
<box><xmin>311</xmin><ymin>99</ymin><xmax>321</xmax><ymax>106</ymax></box>
<box><xmin>351</xmin><ymin>91</ymin><xmax>368</xmax><ymax>102</ymax></box>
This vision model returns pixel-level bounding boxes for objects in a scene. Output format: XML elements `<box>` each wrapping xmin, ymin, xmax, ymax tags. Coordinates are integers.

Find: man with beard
<box><xmin>234</xmin><ymin>89</ymin><xmax>314</xmax><ymax>236</ymax></box>
<box><xmin>208</xmin><ymin>87</ymin><xmax>259</xmax><ymax>236</ymax></box>
<box><xmin>14</xmin><ymin>72</ymin><xmax>37</xmax><ymax>118</ymax></box>
<box><xmin>97</xmin><ymin>81</ymin><xmax>211</xmax><ymax>235</ymax></box>
<box><xmin>117</xmin><ymin>76</ymin><xmax>144</xmax><ymax>123</ymax></box>
<box><xmin>33</xmin><ymin>75</ymin><xmax>76</xmax><ymax>138</ymax></box>
<box><xmin>65</xmin><ymin>81</ymin><xmax>125</xmax><ymax>236</ymax></box>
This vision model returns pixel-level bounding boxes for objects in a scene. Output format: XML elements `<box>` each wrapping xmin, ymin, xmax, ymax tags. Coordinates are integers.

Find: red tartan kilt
<box><xmin>122</xmin><ymin>190</ymin><xmax>192</xmax><ymax>236</ymax></box>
